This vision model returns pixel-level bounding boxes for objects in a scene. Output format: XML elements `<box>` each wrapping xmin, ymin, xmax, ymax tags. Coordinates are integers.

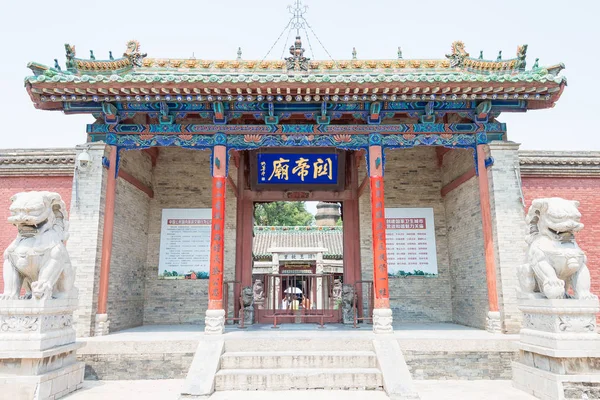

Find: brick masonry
<box><xmin>143</xmin><ymin>148</ymin><xmax>237</xmax><ymax>326</ymax></box>
<box><xmin>67</xmin><ymin>144</ymin><xmax>109</xmax><ymax>337</ymax></box>
<box><xmin>107</xmin><ymin>150</ymin><xmax>152</xmax><ymax>331</ymax></box>
<box><xmin>80</xmin><ymin>352</ymin><xmax>194</xmax><ymax>380</ymax></box>
<box><xmin>441</xmin><ymin>148</ymin><xmax>489</xmax><ymax>329</ymax></box>
<box><xmin>404</xmin><ymin>350</ymin><xmax>517</xmax><ymax>380</ymax></box>
<box><xmin>486</xmin><ymin>142</ymin><xmax>528</xmax><ymax>333</ymax></box>
<box><xmin>361</xmin><ymin>147</ymin><xmax>453</xmax><ymax>323</ymax></box>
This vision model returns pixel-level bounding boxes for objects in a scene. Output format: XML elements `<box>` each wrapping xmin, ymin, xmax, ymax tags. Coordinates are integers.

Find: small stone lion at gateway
<box><xmin>1</xmin><ymin>192</ymin><xmax>74</xmax><ymax>300</ymax></box>
<box><xmin>518</xmin><ymin>197</ymin><xmax>596</xmax><ymax>300</ymax></box>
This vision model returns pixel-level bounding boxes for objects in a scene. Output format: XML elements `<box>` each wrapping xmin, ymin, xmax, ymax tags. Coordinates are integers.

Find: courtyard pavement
<box><xmin>64</xmin><ymin>379</ymin><xmax>538</xmax><ymax>399</ymax></box>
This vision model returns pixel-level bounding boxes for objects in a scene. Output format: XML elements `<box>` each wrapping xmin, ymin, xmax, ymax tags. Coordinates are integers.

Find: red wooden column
<box><xmin>343</xmin><ymin>152</ymin><xmax>360</xmax><ymax>286</ymax></box>
<box><xmin>234</xmin><ymin>152</ymin><xmax>254</xmax><ymax>317</ymax></box>
<box><xmin>368</xmin><ymin>144</ymin><xmax>393</xmax><ymax>334</ymax></box>
<box><xmin>95</xmin><ymin>146</ymin><xmax>117</xmax><ymax>336</ymax></box>
<box><xmin>205</xmin><ymin>145</ymin><xmax>228</xmax><ymax>334</ymax></box>
<box><xmin>476</xmin><ymin>144</ymin><xmax>500</xmax><ymax>331</ymax></box>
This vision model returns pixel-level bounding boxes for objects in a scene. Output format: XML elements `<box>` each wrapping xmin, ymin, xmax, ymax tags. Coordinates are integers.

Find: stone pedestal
<box><xmin>0</xmin><ymin>292</ymin><xmax>85</xmax><ymax>399</ymax></box>
<box><xmin>94</xmin><ymin>313</ymin><xmax>110</xmax><ymax>336</ymax></box>
<box><xmin>373</xmin><ymin>308</ymin><xmax>394</xmax><ymax>334</ymax></box>
<box><xmin>205</xmin><ymin>309</ymin><xmax>225</xmax><ymax>335</ymax></box>
<box><xmin>486</xmin><ymin>311</ymin><xmax>502</xmax><ymax>333</ymax></box>
<box><xmin>512</xmin><ymin>298</ymin><xmax>600</xmax><ymax>400</ymax></box>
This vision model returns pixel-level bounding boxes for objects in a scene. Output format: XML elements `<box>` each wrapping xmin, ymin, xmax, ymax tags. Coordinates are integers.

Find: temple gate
<box><xmin>22</xmin><ymin>29</ymin><xmax>566</xmax><ymax>335</ymax></box>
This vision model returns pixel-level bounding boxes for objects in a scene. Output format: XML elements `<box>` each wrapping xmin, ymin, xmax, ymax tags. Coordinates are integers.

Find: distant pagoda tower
<box><xmin>315</xmin><ymin>202</ymin><xmax>341</xmax><ymax>226</ymax></box>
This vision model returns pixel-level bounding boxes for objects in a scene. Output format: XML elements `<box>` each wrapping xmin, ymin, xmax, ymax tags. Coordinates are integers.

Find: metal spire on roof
<box><xmin>256</xmin><ymin>1</ymin><xmax>338</xmax><ymax>71</ymax></box>
<box><xmin>288</xmin><ymin>0</ymin><xmax>308</xmax><ymax>35</ymax></box>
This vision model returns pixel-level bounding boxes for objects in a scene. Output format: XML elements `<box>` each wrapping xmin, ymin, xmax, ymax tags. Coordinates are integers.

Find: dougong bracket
<box><xmin>213</xmin><ymin>102</ymin><xmax>227</xmax><ymax>125</ymax></box>
<box><xmin>475</xmin><ymin>100</ymin><xmax>492</xmax><ymax>123</ymax></box>
<box><xmin>368</xmin><ymin>102</ymin><xmax>382</xmax><ymax>125</ymax></box>
<box><xmin>265</xmin><ymin>102</ymin><xmax>279</xmax><ymax>125</ymax></box>
<box><xmin>101</xmin><ymin>103</ymin><xmax>119</xmax><ymax>125</ymax></box>
<box><xmin>419</xmin><ymin>101</ymin><xmax>436</xmax><ymax>124</ymax></box>
<box><xmin>316</xmin><ymin>101</ymin><xmax>330</xmax><ymax>125</ymax></box>
<box><xmin>159</xmin><ymin>102</ymin><xmax>175</xmax><ymax>124</ymax></box>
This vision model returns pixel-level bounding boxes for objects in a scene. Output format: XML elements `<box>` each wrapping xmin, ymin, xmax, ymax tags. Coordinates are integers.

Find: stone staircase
<box><xmin>214</xmin><ymin>337</ymin><xmax>384</xmax><ymax>391</ymax></box>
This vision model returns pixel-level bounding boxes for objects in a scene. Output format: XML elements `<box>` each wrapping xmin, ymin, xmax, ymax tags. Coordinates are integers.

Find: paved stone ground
<box><xmin>64</xmin><ymin>379</ymin><xmax>538</xmax><ymax>399</ymax></box>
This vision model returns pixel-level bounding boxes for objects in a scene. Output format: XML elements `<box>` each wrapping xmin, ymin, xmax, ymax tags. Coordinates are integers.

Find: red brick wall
<box><xmin>521</xmin><ymin>177</ymin><xmax>600</xmax><ymax>297</ymax></box>
<box><xmin>0</xmin><ymin>176</ymin><xmax>73</xmax><ymax>291</ymax></box>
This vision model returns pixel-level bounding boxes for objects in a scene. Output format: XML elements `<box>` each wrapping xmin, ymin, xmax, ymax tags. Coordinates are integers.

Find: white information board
<box><xmin>158</xmin><ymin>208</ymin><xmax>211</xmax><ymax>278</ymax></box>
<box><xmin>385</xmin><ymin>208</ymin><xmax>438</xmax><ymax>277</ymax></box>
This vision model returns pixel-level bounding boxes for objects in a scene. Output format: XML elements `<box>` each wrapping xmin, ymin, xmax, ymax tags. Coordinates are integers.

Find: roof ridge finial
<box><xmin>89</xmin><ymin>50</ymin><xmax>95</xmax><ymax>60</ymax></box>
<box><xmin>397</xmin><ymin>47</ymin><xmax>403</xmax><ymax>59</ymax></box>
<box><xmin>497</xmin><ymin>50</ymin><xmax>502</xmax><ymax>61</ymax></box>
<box><xmin>286</xmin><ymin>35</ymin><xmax>309</xmax><ymax>71</ymax></box>
<box><xmin>54</xmin><ymin>59</ymin><xmax>61</xmax><ymax>71</ymax></box>
<box><xmin>352</xmin><ymin>47</ymin><xmax>357</xmax><ymax>60</ymax></box>
<box><xmin>109</xmin><ymin>51</ymin><xmax>114</xmax><ymax>61</ymax></box>
<box><xmin>479</xmin><ymin>51</ymin><xmax>483</xmax><ymax>59</ymax></box>
<box><xmin>237</xmin><ymin>47</ymin><xmax>242</xmax><ymax>61</ymax></box>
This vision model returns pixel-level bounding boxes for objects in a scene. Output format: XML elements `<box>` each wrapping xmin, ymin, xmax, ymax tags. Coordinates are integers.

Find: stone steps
<box><xmin>220</xmin><ymin>350</ymin><xmax>378</xmax><ymax>369</ymax></box>
<box><xmin>214</xmin><ymin>367</ymin><xmax>384</xmax><ymax>391</ymax></box>
<box><xmin>215</xmin><ymin>338</ymin><xmax>384</xmax><ymax>391</ymax></box>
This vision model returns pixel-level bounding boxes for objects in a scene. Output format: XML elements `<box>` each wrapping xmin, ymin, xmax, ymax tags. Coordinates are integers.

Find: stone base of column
<box><xmin>512</xmin><ymin>298</ymin><xmax>600</xmax><ymax>399</ymax></box>
<box><xmin>94</xmin><ymin>313</ymin><xmax>110</xmax><ymax>336</ymax></box>
<box><xmin>486</xmin><ymin>311</ymin><xmax>502</xmax><ymax>333</ymax></box>
<box><xmin>205</xmin><ymin>309</ymin><xmax>225</xmax><ymax>335</ymax></box>
<box><xmin>373</xmin><ymin>308</ymin><xmax>394</xmax><ymax>334</ymax></box>
<box><xmin>0</xmin><ymin>291</ymin><xmax>85</xmax><ymax>399</ymax></box>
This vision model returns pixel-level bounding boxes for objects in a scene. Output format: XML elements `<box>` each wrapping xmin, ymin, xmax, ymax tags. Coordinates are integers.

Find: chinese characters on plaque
<box><xmin>385</xmin><ymin>208</ymin><xmax>438</xmax><ymax>277</ymax></box>
<box><xmin>158</xmin><ymin>209</ymin><xmax>212</xmax><ymax>279</ymax></box>
<box><xmin>258</xmin><ymin>153</ymin><xmax>338</xmax><ymax>185</ymax></box>
<box><xmin>280</xmin><ymin>253</ymin><xmax>317</xmax><ymax>260</ymax></box>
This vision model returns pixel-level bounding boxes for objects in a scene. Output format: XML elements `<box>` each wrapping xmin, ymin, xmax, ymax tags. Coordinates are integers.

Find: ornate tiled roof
<box><xmin>0</xmin><ymin>148</ymin><xmax>76</xmax><ymax>176</ymax></box>
<box><xmin>253</xmin><ymin>226</ymin><xmax>343</xmax><ymax>258</ymax></box>
<box><xmin>24</xmin><ymin>39</ymin><xmax>566</xmax><ymax>111</ymax></box>
<box><xmin>519</xmin><ymin>151</ymin><xmax>600</xmax><ymax>177</ymax></box>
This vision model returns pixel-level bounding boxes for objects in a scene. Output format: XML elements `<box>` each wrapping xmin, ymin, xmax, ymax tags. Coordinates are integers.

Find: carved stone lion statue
<box><xmin>253</xmin><ymin>279</ymin><xmax>265</xmax><ymax>302</ymax></box>
<box><xmin>1</xmin><ymin>192</ymin><xmax>75</xmax><ymax>300</ymax></box>
<box><xmin>240</xmin><ymin>286</ymin><xmax>254</xmax><ymax>325</ymax></box>
<box><xmin>241</xmin><ymin>286</ymin><xmax>253</xmax><ymax>307</ymax></box>
<box><xmin>517</xmin><ymin>198</ymin><xmax>596</xmax><ymax>300</ymax></box>
<box><xmin>341</xmin><ymin>284</ymin><xmax>355</xmax><ymax>324</ymax></box>
<box><xmin>332</xmin><ymin>279</ymin><xmax>342</xmax><ymax>301</ymax></box>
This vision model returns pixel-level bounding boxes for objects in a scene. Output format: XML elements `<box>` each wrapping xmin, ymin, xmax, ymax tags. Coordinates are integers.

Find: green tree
<box><xmin>254</xmin><ymin>202</ymin><xmax>314</xmax><ymax>226</ymax></box>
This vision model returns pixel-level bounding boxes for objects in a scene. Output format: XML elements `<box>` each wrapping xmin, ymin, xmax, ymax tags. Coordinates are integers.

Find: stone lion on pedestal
<box><xmin>240</xmin><ymin>286</ymin><xmax>254</xmax><ymax>325</ymax></box>
<box><xmin>518</xmin><ymin>197</ymin><xmax>596</xmax><ymax>300</ymax></box>
<box><xmin>1</xmin><ymin>192</ymin><xmax>75</xmax><ymax>300</ymax></box>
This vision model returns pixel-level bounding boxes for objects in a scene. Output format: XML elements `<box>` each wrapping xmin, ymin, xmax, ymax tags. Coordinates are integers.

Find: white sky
<box><xmin>0</xmin><ymin>0</ymin><xmax>598</xmax><ymax>151</ymax></box>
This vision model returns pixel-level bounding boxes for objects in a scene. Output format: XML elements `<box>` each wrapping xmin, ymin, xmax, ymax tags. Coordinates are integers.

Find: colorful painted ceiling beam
<box><xmin>24</xmin><ymin>40</ymin><xmax>566</xmax><ymax>111</ymax></box>
<box><xmin>91</xmin><ymin>132</ymin><xmax>493</xmax><ymax>151</ymax></box>
<box><xmin>86</xmin><ymin>122</ymin><xmax>506</xmax><ymax>135</ymax></box>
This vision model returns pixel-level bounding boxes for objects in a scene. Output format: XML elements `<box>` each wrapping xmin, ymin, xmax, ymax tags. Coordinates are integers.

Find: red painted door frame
<box><xmin>234</xmin><ymin>149</ymin><xmax>361</xmax><ymax>324</ymax></box>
